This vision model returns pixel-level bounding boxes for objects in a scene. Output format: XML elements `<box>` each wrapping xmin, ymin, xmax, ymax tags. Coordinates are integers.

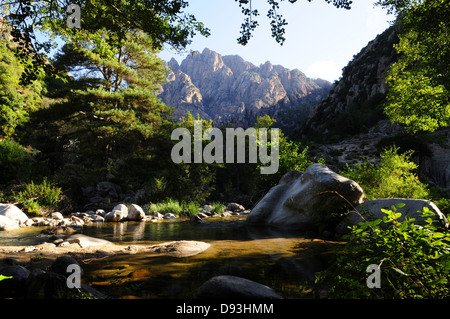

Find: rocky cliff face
<box><xmin>158</xmin><ymin>48</ymin><xmax>331</xmax><ymax>127</ymax></box>
<box><xmin>301</xmin><ymin>26</ymin><xmax>400</xmax><ymax>142</ymax></box>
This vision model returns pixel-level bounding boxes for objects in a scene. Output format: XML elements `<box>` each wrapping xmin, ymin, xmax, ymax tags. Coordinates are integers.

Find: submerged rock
<box><xmin>66</xmin><ymin>234</ymin><xmax>112</xmax><ymax>248</ymax></box>
<box><xmin>246</xmin><ymin>164</ymin><xmax>365</xmax><ymax>230</ymax></box>
<box><xmin>148</xmin><ymin>240</ymin><xmax>210</xmax><ymax>257</ymax></box>
<box><xmin>197</xmin><ymin>275</ymin><xmax>282</xmax><ymax>299</ymax></box>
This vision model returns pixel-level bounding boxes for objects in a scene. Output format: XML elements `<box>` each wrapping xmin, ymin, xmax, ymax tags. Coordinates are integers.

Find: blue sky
<box><xmin>158</xmin><ymin>1</ymin><xmax>393</xmax><ymax>82</ymax></box>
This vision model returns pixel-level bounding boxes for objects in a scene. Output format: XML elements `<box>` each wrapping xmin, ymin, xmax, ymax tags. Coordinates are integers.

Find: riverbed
<box><xmin>0</xmin><ymin>216</ymin><xmax>338</xmax><ymax>299</ymax></box>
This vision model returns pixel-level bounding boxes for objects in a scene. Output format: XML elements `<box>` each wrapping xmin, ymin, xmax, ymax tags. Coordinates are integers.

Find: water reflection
<box><xmin>0</xmin><ymin>217</ymin><xmax>337</xmax><ymax>298</ymax></box>
<box><xmin>79</xmin><ymin>218</ymin><xmax>337</xmax><ymax>299</ymax></box>
<box><xmin>79</xmin><ymin>217</ymin><xmax>252</xmax><ymax>243</ymax></box>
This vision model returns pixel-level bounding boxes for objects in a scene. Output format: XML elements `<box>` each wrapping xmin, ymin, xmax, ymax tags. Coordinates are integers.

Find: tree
<box><xmin>376</xmin><ymin>0</ymin><xmax>450</xmax><ymax>133</ymax></box>
<box><xmin>235</xmin><ymin>0</ymin><xmax>353</xmax><ymax>45</ymax></box>
<box><xmin>28</xmin><ymin>29</ymin><xmax>172</xmax><ymax>187</ymax></box>
<box><xmin>1</xmin><ymin>0</ymin><xmax>355</xmax><ymax>52</ymax></box>
<box><xmin>0</xmin><ymin>31</ymin><xmax>46</xmax><ymax>138</ymax></box>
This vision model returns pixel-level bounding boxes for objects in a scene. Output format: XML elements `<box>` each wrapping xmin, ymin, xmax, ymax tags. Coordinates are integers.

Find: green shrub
<box><xmin>434</xmin><ymin>198</ymin><xmax>450</xmax><ymax>217</ymax></box>
<box><xmin>211</xmin><ymin>202</ymin><xmax>225</xmax><ymax>215</ymax></box>
<box><xmin>147</xmin><ymin>198</ymin><xmax>183</xmax><ymax>215</ymax></box>
<box><xmin>13</xmin><ymin>178</ymin><xmax>62</xmax><ymax>215</ymax></box>
<box><xmin>182</xmin><ymin>201</ymin><xmax>200</xmax><ymax>216</ymax></box>
<box><xmin>341</xmin><ymin>146</ymin><xmax>429</xmax><ymax>200</ymax></box>
<box><xmin>316</xmin><ymin>204</ymin><xmax>450</xmax><ymax>298</ymax></box>
<box><xmin>0</xmin><ymin>139</ymin><xmax>33</xmax><ymax>184</ymax></box>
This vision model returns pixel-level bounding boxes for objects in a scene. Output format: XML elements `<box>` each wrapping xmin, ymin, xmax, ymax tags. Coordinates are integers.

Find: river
<box><xmin>0</xmin><ymin>216</ymin><xmax>338</xmax><ymax>298</ymax></box>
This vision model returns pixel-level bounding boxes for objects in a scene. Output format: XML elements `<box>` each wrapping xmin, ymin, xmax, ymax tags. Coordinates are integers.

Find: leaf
<box><xmin>396</xmin><ymin>203</ymin><xmax>406</xmax><ymax>208</ymax></box>
<box><xmin>391</xmin><ymin>267</ymin><xmax>410</xmax><ymax>276</ymax></box>
<box><xmin>431</xmin><ymin>232</ymin><xmax>445</xmax><ymax>239</ymax></box>
<box><xmin>0</xmin><ymin>275</ymin><xmax>12</xmax><ymax>281</ymax></box>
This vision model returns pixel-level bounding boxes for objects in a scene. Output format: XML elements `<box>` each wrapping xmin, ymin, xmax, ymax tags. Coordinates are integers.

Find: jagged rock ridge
<box><xmin>158</xmin><ymin>48</ymin><xmax>332</xmax><ymax>127</ymax></box>
<box><xmin>301</xmin><ymin>26</ymin><xmax>400</xmax><ymax>142</ymax></box>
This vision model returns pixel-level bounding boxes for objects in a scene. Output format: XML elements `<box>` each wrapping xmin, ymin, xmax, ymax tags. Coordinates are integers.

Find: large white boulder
<box><xmin>127</xmin><ymin>204</ymin><xmax>146</xmax><ymax>221</ymax></box>
<box><xmin>0</xmin><ymin>204</ymin><xmax>28</xmax><ymax>224</ymax></box>
<box><xmin>104</xmin><ymin>210</ymin><xmax>125</xmax><ymax>222</ymax></box>
<box><xmin>246</xmin><ymin>164</ymin><xmax>365</xmax><ymax>230</ymax></box>
<box><xmin>0</xmin><ymin>215</ymin><xmax>20</xmax><ymax>231</ymax></box>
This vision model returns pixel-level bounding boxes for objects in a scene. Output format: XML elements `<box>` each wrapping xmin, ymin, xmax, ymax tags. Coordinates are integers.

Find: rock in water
<box><xmin>197</xmin><ymin>275</ymin><xmax>282</xmax><ymax>299</ymax></box>
<box><xmin>127</xmin><ymin>204</ymin><xmax>146</xmax><ymax>221</ymax></box>
<box><xmin>246</xmin><ymin>164</ymin><xmax>365</xmax><ymax>230</ymax></box>
<box><xmin>0</xmin><ymin>215</ymin><xmax>19</xmax><ymax>231</ymax></box>
<box><xmin>104</xmin><ymin>210</ymin><xmax>126</xmax><ymax>222</ymax></box>
<box><xmin>0</xmin><ymin>204</ymin><xmax>28</xmax><ymax>224</ymax></box>
<box><xmin>149</xmin><ymin>241</ymin><xmax>210</xmax><ymax>257</ymax></box>
<box><xmin>335</xmin><ymin>198</ymin><xmax>449</xmax><ymax>234</ymax></box>
<box><xmin>67</xmin><ymin>234</ymin><xmax>112</xmax><ymax>248</ymax></box>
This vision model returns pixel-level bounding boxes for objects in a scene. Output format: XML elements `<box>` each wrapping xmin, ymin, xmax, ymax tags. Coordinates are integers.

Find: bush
<box><xmin>316</xmin><ymin>204</ymin><xmax>450</xmax><ymax>298</ymax></box>
<box><xmin>182</xmin><ymin>201</ymin><xmax>200</xmax><ymax>216</ymax></box>
<box><xmin>147</xmin><ymin>198</ymin><xmax>183</xmax><ymax>215</ymax></box>
<box><xmin>211</xmin><ymin>202</ymin><xmax>225</xmax><ymax>215</ymax></box>
<box><xmin>13</xmin><ymin>178</ymin><xmax>62</xmax><ymax>215</ymax></box>
<box><xmin>0</xmin><ymin>139</ymin><xmax>33</xmax><ymax>184</ymax></box>
<box><xmin>341</xmin><ymin>146</ymin><xmax>429</xmax><ymax>200</ymax></box>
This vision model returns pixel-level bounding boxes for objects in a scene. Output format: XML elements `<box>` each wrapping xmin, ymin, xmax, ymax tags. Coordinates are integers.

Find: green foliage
<box><xmin>147</xmin><ymin>198</ymin><xmax>184</xmax><ymax>215</ymax></box>
<box><xmin>0</xmin><ymin>139</ymin><xmax>33</xmax><ymax>184</ymax></box>
<box><xmin>0</xmin><ymin>275</ymin><xmax>12</xmax><ymax>282</ymax></box>
<box><xmin>182</xmin><ymin>201</ymin><xmax>200</xmax><ymax>216</ymax></box>
<box><xmin>341</xmin><ymin>146</ymin><xmax>429</xmax><ymax>200</ymax></box>
<box><xmin>316</xmin><ymin>204</ymin><xmax>450</xmax><ymax>298</ymax></box>
<box><xmin>380</xmin><ymin>0</ymin><xmax>450</xmax><ymax>133</ymax></box>
<box><xmin>13</xmin><ymin>178</ymin><xmax>62</xmax><ymax>215</ymax></box>
<box><xmin>3</xmin><ymin>0</ymin><xmax>210</xmax><ymax>53</ymax></box>
<box><xmin>27</xmin><ymin>29</ymin><xmax>174</xmax><ymax>191</ymax></box>
<box><xmin>0</xmin><ymin>36</ymin><xmax>46</xmax><ymax>137</ymax></box>
<box><xmin>235</xmin><ymin>0</ymin><xmax>352</xmax><ymax>45</ymax></box>
<box><xmin>211</xmin><ymin>202</ymin><xmax>225</xmax><ymax>215</ymax></box>
<box><xmin>166</xmin><ymin>112</ymin><xmax>217</xmax><ymax>203</ymax></box>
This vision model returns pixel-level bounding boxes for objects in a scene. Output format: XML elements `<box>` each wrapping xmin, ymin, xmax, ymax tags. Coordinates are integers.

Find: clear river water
<box><xmin>0</xmin><ymin>216</ymin><xmax>338</xmax><ymax>299</ymax></box>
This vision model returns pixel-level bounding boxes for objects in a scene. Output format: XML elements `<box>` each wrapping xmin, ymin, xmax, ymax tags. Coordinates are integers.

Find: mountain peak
<box><xmin>159</xmin><ymin>48</ymin><xmax>332</xmax><ymax>128</ymax></box>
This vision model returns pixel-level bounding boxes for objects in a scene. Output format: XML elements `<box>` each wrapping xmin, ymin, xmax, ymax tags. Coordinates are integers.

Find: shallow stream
<box><xmin>0</xmin><ymin>216</ymin><xmax>338</xmax><ymax>298</ymax></box>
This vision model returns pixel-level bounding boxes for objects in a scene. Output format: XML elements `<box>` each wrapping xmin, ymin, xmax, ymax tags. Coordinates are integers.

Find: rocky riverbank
<box><xmin>0</xmin><ymin>235</ymin><xmax>212</xmax><ymax>298</ymax></box>
<box><xmin>0</xmin><ymin>201</ymin><xmax>250</xmax><ymax>232</ymax></box>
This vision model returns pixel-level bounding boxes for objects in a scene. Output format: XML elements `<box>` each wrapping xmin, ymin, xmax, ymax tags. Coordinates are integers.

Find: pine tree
<box><xmin>30</xmin><ymin>29</ymin><xmax>172</xmax><ymax>185</ymax></box>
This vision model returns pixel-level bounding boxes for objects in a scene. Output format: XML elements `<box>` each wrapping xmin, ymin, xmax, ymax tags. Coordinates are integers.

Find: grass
<box><xmin>145</xmin><ymin>199</ymin><xmax>227</xmax><ymax>217</ymax></box>
<box><xmin>12</xmin><ymin>178</ymin><xmax>62</xmax><ymax>216</ymax></box>
<box><xmin>147</xmin><ymin>198</ymin><xmax>183</xmax><ymax>215</ymax></box>
<box><xmin>211</xmin><ymin>202</ymin><xmax>225</xmax><ymax>215</ymax></box>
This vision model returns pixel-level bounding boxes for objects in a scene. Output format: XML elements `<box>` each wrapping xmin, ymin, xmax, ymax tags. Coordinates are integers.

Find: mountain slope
<box><xmin>158</xmin><ymin>48</ymin><xmax>331</xmax><ymax>127</ymax></box>
<box><xmin>300</xmin><ymin>26</ymin><xmax>400</xmax><ymax>142</ymax></box>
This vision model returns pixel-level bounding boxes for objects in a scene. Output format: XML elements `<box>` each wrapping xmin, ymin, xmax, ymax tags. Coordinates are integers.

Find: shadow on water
<box><xmin>0</xmin><ymin>216</ymin><xmax>339</xmax><ymax>298</ymax></box>
<box><xmin>77</xmin><ymin>217</ymin><xmax>338</xmax><ymax>299</ymax></box>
